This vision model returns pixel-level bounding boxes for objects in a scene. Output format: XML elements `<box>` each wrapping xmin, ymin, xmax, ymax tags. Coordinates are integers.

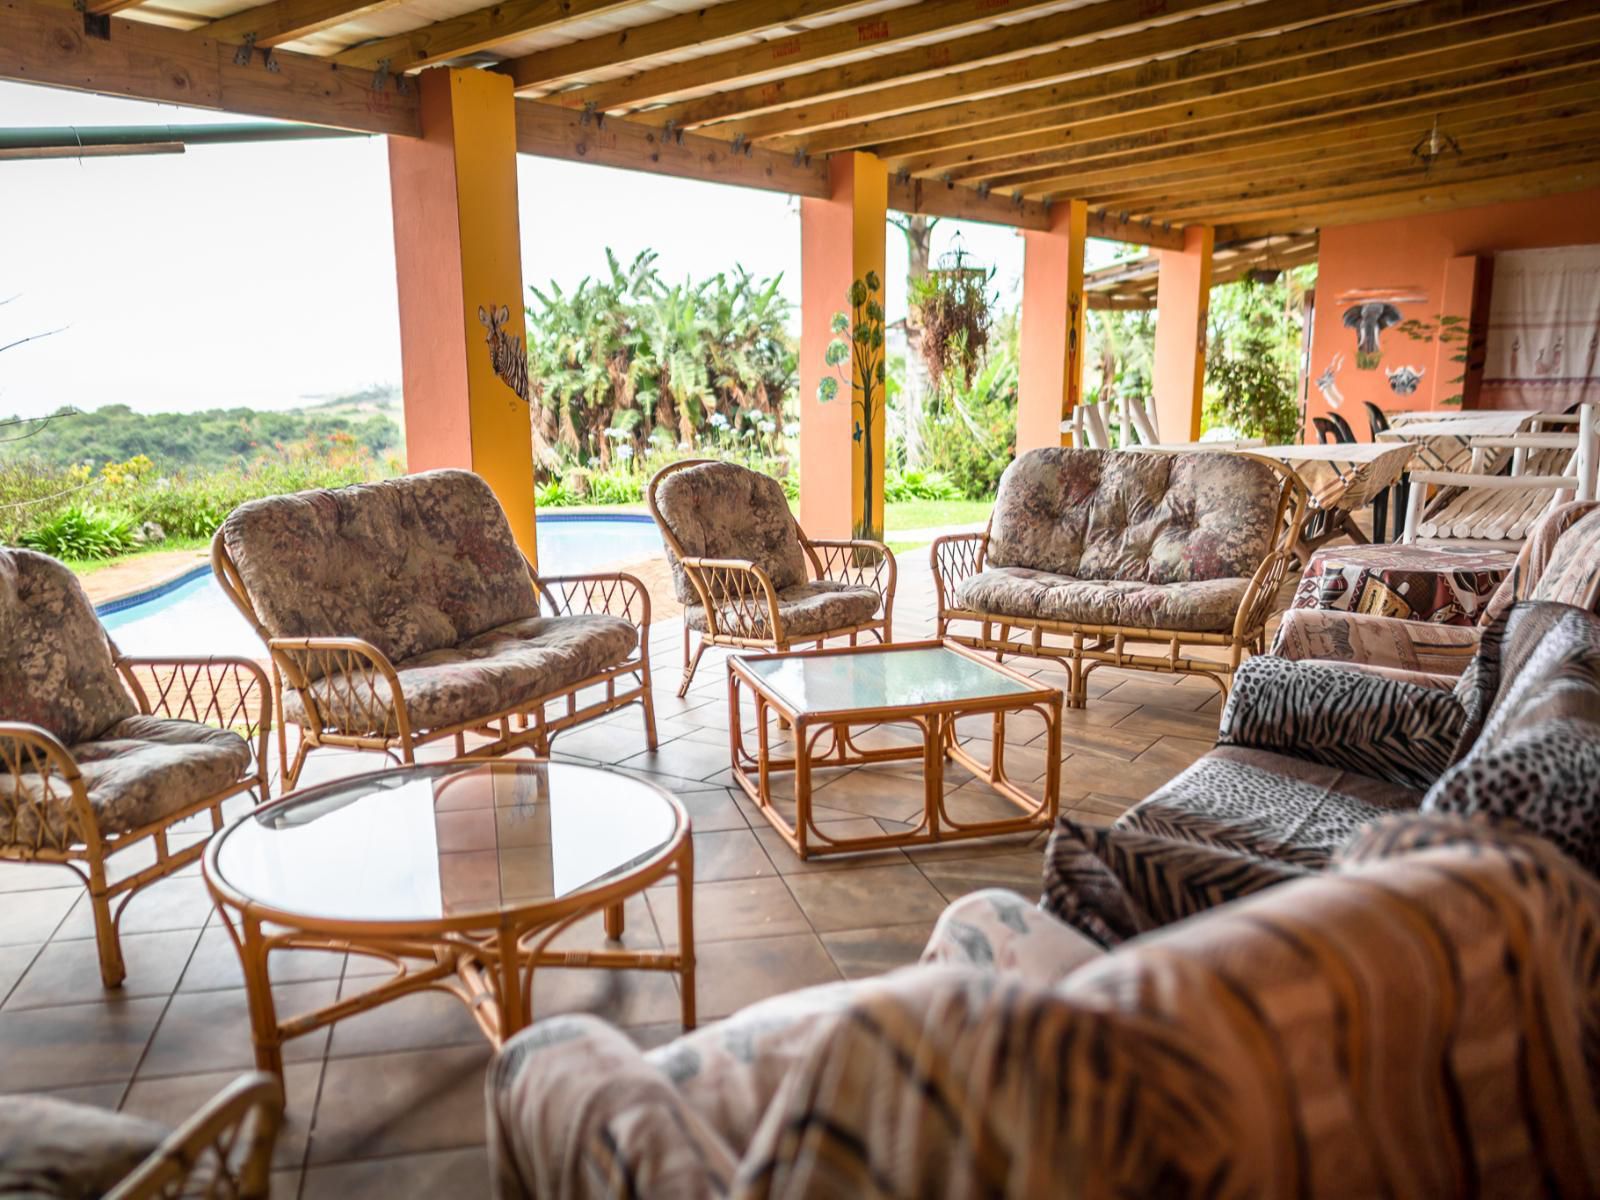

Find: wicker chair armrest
<box><xmin>534</xmin><ymin>571</ymin><xmax>653</xmax><ymax>632</ymax></box>
<box><xmin>676</xmin><ymin>556</ymin><xmax>785</xmax><ymax>642</ymax></box>
<box><xmin>116</xmin><ymin>655</ymin><xmax>272</xmax><ymax>744</ymax></box>
<box><xmin>1231</xmin><ymin>547</ymin><xmax>1295</xmax><ymax>643</ymax></box>
<box><xmin>0</xmin><ymin>721</ymin><xmax>99</xmax><ymax>854</ymax></box>
<box><xmin>266</xmin><ymin>637</ymin><xmax>408</xmax><ymax>740</ymax></box>
<box><xmin>107</xmin><ymin>1071</ymin><xmax>283</xmax><ymax>1200</ymax></box>
<box><xmin>929</xmin><ymin>532</ymin><xmax>988</xmax><ymax>611</ymax></box>
<box><xmin>805</xmin><ymin>538</ymin><xmax>897</xmax><ymax>607</ymax></box>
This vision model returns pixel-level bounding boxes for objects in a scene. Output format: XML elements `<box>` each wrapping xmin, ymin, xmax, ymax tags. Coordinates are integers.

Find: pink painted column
<box><xmin>1153</xmin><ymin>225</ymin><xmax>1215</xmax><ymax>443</ymax></box>
<box><xmin>1017</xmin><ymin>199</ymin><xmax>1087</xmax><ymax>454</ymax></box>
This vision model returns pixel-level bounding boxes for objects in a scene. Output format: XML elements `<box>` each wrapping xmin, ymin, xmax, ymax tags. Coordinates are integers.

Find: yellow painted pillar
<box><xmin>1017</xmin><ymin>199</ymin><xmax>1087</xmax><ymax>453</ymax></box>
<box><xmin>1153</xmin><ymin>225</ymin><xmax>1215</xmax><ymax>443</ymax></box>
<box><xmin>800</xmin><ymin>152</ymin><xmax>888</xmax><ymax>540</ymax></box>
<box><xmin>388</xmin><ymin>67</ymin><xmax>538</xmax><ymax>562</ymax></box>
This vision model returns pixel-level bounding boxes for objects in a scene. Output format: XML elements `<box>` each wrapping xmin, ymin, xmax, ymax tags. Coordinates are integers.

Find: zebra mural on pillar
<box><xmin>478</xmin><ymin>304</ymin><xmax>530</xmax><ymax>403</ymax></box>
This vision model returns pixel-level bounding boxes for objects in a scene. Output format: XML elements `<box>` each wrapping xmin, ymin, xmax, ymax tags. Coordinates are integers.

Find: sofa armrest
<box><xmin>1232</xmin><ymin>547</ymin><xmax>1296</xmax><ymax>644</ymax></box>
<box><xmin>108</xmin><ymin>1072</ymin><xmax>282</xmax><ymax>1200</ymax></box>
<box><xmin>677</xmin><ymin>556</ymin><xmax>786</xmax><ymax>642</ymax></box>
<box><xmin>805</xmin><ymin>539</ymin><xmax>896</xmax><ymax>610</ymax></box>
<box><xmin>535</xmin><ymin>572</ymin><xmax>652</xmax><ymax>633</ymax></box>
<box><xmin>115</xmin><ymin>655</ymin><xmax>271</xmax><ymax>773</ymax></box>
<box><xmin>0</xmin><ymin>721</ymin><xmax>99</xmax><ymax>854</ymax></box>
<box><xmin>1218</xmin><ymin>655</ymin><xmax>1467</xmax><ymax>791</ymax></box>
<box><xmin>1271</xmin><ymin>609</ymin><xmax>1480</xmax><ymax>679</ymax></box>
<box><xmin>929</xmin><ymin>532</ymin><xmax>988</xmax><ymax>614</ymax></box>
<box><xmin>266</xmin><ymin>637</ymin><xmax>410</xmax><ymax>740</ymax></box>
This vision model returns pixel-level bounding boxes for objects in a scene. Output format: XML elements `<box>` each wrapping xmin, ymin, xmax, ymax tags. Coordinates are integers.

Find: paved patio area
<box><xmin>0</xmin><ymin>554</ymin><xmax>1229</xmax><ymax>1198</ymax></box>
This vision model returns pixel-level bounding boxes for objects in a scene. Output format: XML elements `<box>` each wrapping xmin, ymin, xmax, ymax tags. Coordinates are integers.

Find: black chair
<box><xmin>1326</xmin><ymin>411</ymin><xmax>1357</xmax><ymax>443</ymax></box>
<box><xmin>1312</xmin><ymin>416</ymin><xmax>1348</xmax><ymax>445</ymax></box>
<box><xmin>1363</xmin><ymin>401</ymin><xmax>1391</xmax><ymax>440</ymax></box>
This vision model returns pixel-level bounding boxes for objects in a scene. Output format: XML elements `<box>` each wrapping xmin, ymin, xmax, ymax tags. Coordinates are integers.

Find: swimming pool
<box><xmin>98</xmin><ymin>513</ymin><xmax>664</xmax><ymax>658</ymax></box>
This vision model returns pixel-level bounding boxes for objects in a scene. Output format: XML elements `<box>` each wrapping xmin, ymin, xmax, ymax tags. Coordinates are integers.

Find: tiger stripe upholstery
<box><xmin>488</xmin><ymin>815</ymin><xmax>1600</xmax><ymax>1198</ymax></box>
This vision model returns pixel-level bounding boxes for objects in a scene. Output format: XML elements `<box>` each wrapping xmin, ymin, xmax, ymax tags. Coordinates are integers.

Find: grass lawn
<box><xmin>65</xmin><ymin>535</ymin><xmax>211</xmax><ymax>576</ymax></box>
<box><xmin>883</xmin><ymin>498</ymin><xmax>991</xmax><ymax>534</ymax></box>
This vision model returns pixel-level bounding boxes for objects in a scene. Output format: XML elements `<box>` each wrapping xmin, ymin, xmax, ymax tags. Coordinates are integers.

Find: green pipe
<box><xmin>0</xmin><ymin>122</ymin><xmax>371</xmax><ymax>151</ymax></box>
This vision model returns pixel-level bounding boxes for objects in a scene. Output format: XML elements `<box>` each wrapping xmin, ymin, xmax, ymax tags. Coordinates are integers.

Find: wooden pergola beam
<box><xmin>200</xmin><ymin>0</ymin><xmax>404</xmax><ymax>50</ymax></box>
<box><xmin>929</xmin><ymin>13</ymin><xmax>1600</xmax><ymax>183</ymax></box>
<box><xmin>0</xmin><ymin>0</ymin><xmax>419</xmax><ymax>133</ymax></box>
<box><xmin>332</xmin><ymin>0</ymin><xmax>638</xmax><ymax>71</ymax></box>
<box><xmin>540</xmin><ymin>0</ymin><xmax>1091</xmax><ymax>112</ymax></box>
<box><xmin>639</xmin><ymin>0</ymin><xmax>1273</xmax><ymax>135</ymax></box>
<box><xmin>498</xmin><ymin>0</ymin><xmax>868</xmax><ymax>92</ymax></box>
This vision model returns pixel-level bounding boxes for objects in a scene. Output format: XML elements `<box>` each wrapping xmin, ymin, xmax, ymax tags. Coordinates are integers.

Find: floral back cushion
<box><xmin>652</xmin><ymin>462</ymin><xmax>808</xmax><ymax>604</ymax></box>
<box><xmin>1531</xmin><ymin>506</ymin><xmax>1600</xmax><ymax>614</ymax></box>
<box><xmin>221</xmin><ymin>469</ymin><xmax>537</xmax><ymax>674</ymax></box>
<box><xmin>0</xmin><ymin>549</ymin><xmax>134</xmax><ymax>744</ymax></box>
<box><xmin>987</xmin><ymin>448</ymin><xmax>1282</xmax><ymax>583</ymax></box>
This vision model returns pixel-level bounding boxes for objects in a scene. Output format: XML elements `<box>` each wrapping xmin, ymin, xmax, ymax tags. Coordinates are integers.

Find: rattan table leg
<box><xmin>237</xmin><ymin>917</ymin><xmax>284</xmax><ymax>1078</ymax></box>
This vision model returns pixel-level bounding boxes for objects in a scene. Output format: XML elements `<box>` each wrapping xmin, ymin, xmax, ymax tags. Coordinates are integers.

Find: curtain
<box><xmin>1479</xmin><ymin>245</ymin><xmax>1600</xmax><ymax>411</ymax></box>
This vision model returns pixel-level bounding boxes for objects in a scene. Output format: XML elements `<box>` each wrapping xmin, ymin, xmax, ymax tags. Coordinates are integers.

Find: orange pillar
<box><xmin>1017</xmin><ymin>199</ymin><xmax>1087</xmax><ymax>453</ymax></box>
<box><xmin>1153</xmin><ymin>224</ymin><xmax>1215</xmax><ymax>443</ymax></box>
<box><xmin>800</xmin><ymin>151</ymin><xmax>888</xmax><ymax>540</ymax></box>
<box><xmin>388</xmin><ymin>67</ymin><xmax>537</xmax><ymax>561</ymax></box>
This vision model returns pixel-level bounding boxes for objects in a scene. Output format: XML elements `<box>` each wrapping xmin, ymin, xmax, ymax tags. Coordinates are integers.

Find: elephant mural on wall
<box><xmin>1342</xmin><ymin>301</ymin><xmax>1402</xmax><ymax>369</ymax></box>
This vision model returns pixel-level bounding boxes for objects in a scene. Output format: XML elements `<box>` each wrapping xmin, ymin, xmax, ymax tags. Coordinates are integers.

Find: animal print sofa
<box><xmin>487</xmin><ymin>814</ymin><xmax>1600</xmax><ymax>1197</ymax></box>
<box><xmin>933</xmin><ymin>447</ymin><xmax>1303</xmax><ymax>705</ymax></box>
<box><xmin>1044</xmin><ymin>600</ymin><xmax>1600</xmax><ymax>946</ymax></box>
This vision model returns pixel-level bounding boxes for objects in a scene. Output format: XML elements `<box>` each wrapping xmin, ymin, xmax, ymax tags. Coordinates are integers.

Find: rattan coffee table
<box><xmin>728</xmin><ymin>639</ymin><xmax>1062</xmax><ymax>859</ymax></box>
<box><xmin>203</xmin><ymin>761</ymin><xmax>694</xmax><ymax>1076</ymax></box>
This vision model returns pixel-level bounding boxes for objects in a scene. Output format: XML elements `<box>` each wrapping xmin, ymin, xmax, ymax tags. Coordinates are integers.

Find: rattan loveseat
<box><xmin>934</xmin><ymin>447</ymin><xmax>1305</xmax><ymax>706</ymax></box>
<box><xmin>1</xmin><ymin>547</ymin><xmax>269</xmax><ymax>988</ymax></box>
<box><xmin>213</xmin><ymin>469</ymin><xmax>655</xmax><ymax>788</ymax></box>
<box><xmin>648</xmin><ymin>459</ymin><xmax>896</xmax><ymax>697</ymax></box>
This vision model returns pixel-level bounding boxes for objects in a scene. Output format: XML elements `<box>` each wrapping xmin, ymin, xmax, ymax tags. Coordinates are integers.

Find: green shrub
<box><xmin>536</xmin><ymin>478</ymin><xmax>579</xmax><ymax>508</ymax></box>
<box><xmin>20</xmin><ymin>504</ymin><xmax>139</xmax><ymax>560</ymax></box>
<box><xmin>884</xmin><ymin>468</ymin><xmax>960</xmax><ymax>502</ymax></box>
<box><xmin>585</xmin><ymin>471</ymin><xmax>645</xmax><ymax>506</ymax></box>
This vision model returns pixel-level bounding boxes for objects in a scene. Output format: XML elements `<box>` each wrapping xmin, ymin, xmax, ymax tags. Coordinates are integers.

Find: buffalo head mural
<box><xmin>1342</xmin><ymin>301</ymin><xmax>1401</xmax><ymax>369</ymax></box>
<box><xmin>1385</xmin><ymin>365</ymin><xmax>1425</xmax><ymax>396</ymax></box>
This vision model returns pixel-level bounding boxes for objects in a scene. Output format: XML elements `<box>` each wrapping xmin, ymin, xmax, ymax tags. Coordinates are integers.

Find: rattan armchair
<box><xmin>213</xmin><ymin>469</ymin><xmax>655</xmax><ymax>789</ymax></box>
<box><xmin>647</xmin><ymin>459</ymin><xmax>896</xmax><ymax>697</ymax></box>
<box><xmin>0</xmin><ymin>549</ymin><xmax>269</xmax><ymax>989</ymax></box>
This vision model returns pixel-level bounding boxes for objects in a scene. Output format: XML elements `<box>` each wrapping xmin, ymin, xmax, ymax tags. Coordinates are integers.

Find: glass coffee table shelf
<box><xmin>728</xmin><ymin>640</ymin><xmax>1063</xmax><ymax>859</ymax></box>
<box><xmin>203</xmin><ymin>760</ymin><xmax>694</xmax><ymax>1076</ymax></box>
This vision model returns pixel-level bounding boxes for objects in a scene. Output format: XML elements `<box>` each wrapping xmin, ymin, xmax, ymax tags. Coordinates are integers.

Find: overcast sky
<box><xmin>1</xmin><ymin>79</ymin><xmax>1123</xmax><ymax>420</ymax></box>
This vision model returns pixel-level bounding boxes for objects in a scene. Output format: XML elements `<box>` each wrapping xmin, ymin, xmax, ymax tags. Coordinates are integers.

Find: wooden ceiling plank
<box><xmin>500</xmin><ymin>0</ymin><xmax>871</xmax><ymax>92</ymax></box>
<box><xmin>641</xmin><ymin>0</ymin><xmax>1276</xmax><ymax>134</ymax></box>
<box><xmin>201</xmin><ymin>0</ymin><xmax>404</xmax><ymax>49</ymax></box>
<box><xmin>0</xmin><ymin>0</ymin><xmax>419</xmax><ymax>133</ymax></box>
<box><xmin>542</xmin><ymin>0</ymin><xmax>1089</xmax><ymax>112</ymax></box>
<box><xmin>863</xmin><ymin>0</ymin><xmax>1566</xmax><ymax>169</ymax></box>
<box><xmin>1022</xmin><ymin>68</ymin><xmax>1600</xmax><ymax>196</ymax></box>
<box><xmin>331</xmin><ymin>0</ymin><xmax>638</xmax><ymax>72</ymax></box>
<box><xmin>927</xmin><ymin>12</ymin><xmax>1600</xmax><ymax>181</ymax></box>
<box><xmin>972</xmin><ymin>44</ymin><xmax>1600</xmax><ymax>189</ymax></box>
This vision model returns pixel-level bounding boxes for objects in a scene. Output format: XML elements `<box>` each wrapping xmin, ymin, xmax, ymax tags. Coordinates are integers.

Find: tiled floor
<box><xmin>0</xmin><ymin>554</ymin><xmax>1230</xmax><ymax>1197</ymax></box>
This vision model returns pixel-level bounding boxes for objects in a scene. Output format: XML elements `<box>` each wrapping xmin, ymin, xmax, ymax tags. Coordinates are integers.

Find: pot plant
<box><xmin>819</xmin><ymin>271</ymin><xmax>887</xmax><ymax>542</ymax></box>
<box><xmin>908</xmin><ymin>242</ymin><xmax>995</xmax><ymax>392</ymax></box>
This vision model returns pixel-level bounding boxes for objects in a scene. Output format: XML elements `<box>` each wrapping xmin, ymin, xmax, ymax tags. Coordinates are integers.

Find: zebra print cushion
<box><xmin>1218</xmin><ymin>655</ymin><xmax>1467</xmax><ymax>791</ymax></box>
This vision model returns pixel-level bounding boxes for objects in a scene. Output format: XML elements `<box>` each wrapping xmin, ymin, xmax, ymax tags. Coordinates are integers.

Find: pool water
<box><xmin>99</xmin><ymin>514</ymin><xmax>664</xmax><ymax>658</ymax></box>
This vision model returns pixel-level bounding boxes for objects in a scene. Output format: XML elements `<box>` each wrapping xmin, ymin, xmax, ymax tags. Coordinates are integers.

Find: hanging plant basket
<box><xmin>909</xmin><ymin>244</ymin><xmax>994</xmax><ymax>391</ymax></box>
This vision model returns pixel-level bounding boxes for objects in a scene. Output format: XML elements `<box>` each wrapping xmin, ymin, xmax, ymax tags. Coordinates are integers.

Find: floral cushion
<box><xmin>651</xmin><ymin>462</ymin><xmax>808</xmax><ymax>605</ymax></box>
<box><xmin>684</xmin><ymin>580</ymin><xmax>880</xmax><ymax>641</ymax></box>
<box><xmin>953</xmin><ymin>566</ymin><xmax>1248</xmax><ymax>633</ymax></box>
<box><xmin>985</xmin><ymin>448</ymin><xmax>1282</xmax><ymax>584</ymax></box>
<box><xmin>1</xmin><ymin>716</ymin><xmax>252</xmax><ymax>849</ymax></box>
<box><xmin>220</xmin><ymin>470</ymin><xmax>537</xmax><ymax>679</ymax></box>
<box><xmin>1529</xmin><ymin>504</ymin><xmax>1600</xmax><ymax>613</ymax></box>
<box><xmin>0</xmin><ymin>1093</ymin><xmax>167</xmax><ymax>1199</ymax></box>
<box><xmin>0</xmin><ymin>550</ymin><xmax>134</xmax><ymax>745</ymax></box>
<box><xmin>283</xmin><ymin>613</ymin><xmax>638</xmax><ymax>735</ymax></box>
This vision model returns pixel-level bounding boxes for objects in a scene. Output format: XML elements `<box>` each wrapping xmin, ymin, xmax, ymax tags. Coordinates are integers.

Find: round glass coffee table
<box><xmin>203</xmin><ymin>761</ymin><xmax>694</xmax><ymax>1075</ymax></box>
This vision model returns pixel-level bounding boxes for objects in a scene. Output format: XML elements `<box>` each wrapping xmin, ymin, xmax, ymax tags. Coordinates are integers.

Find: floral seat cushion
<box><xmin>954</xmin><ymin>566</ymin><xmax>1250</xmax><ymax>634</ymax></box>
<box><xmin>0</xmin><ymin>550</ymin><xmax>134</xmax><ymax>745</ymax></box>
<box><xmin>219</xmin><ymin>470</ymin><xmax>538</xmax><ymax>679</ymax></box>
<box><xmin>684</xmin><ymin>581</ymin><xmax>880</xmax><ymax>640</ymax></box>
<box><xmin>0</xmin><ymin>716</ymin><xmax>252</xmax><ymax>849</ymax></box>
<box><xmin>283</xmin><ymin>613</ymin><xmax>638</xmax><ymax>735</ymax></box>
<box><xmin>651</xmin><ymin>462</ymin><xmax>809</xmax><ymax>604</ymax></box>
<box><xmin>0</xmin><ymin>1093</ymin><xmax>168</xmax><ymax>1199</ymax></box>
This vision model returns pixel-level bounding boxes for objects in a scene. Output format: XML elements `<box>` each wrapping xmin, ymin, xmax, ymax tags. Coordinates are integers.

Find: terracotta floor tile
<box><xmin>544</xmin><ymin>893</ymin><xmax>661</xmax><ymax>954</ymax></box>
<box><xmin>1134</xmin><ymin>735</ymin><xmax>1216</xmax><ymax>771</ymax></box>
<box><xmin>805</xmin><ymin>769</ymin><xmax>931</xmax><ymax>824</ymax></box>
<box><xmin>309</xmin><ymin>1044</ymin><xmax>491</xmax><ymax>1165</ymax></box>
<box><xmin>0</xmin><ymin>887</ymin><xmax>79</xmax><ymax>946</ymax></box>
<box><xmin>1071</xmin><ymin>795</ymin><xmax>1135</xmax><ymax>826</ymax></box>
<box><xmin>55</xmin><ymin>876</ymin><xmax>216</xmax><ymax>941</ymax></box>
<box><xmin>139</xmin><ymin>980</ymin><xmax>339</xmax><ymax>1078</ymax></box>
<box><xmin>0</xmin><ymin>944</ymin><xmax>40</xmax><ymax>1004</ymax></box>
<box><xmin>888</xmin><ymin>824</ymin><xmax>1046</xmax><ymax>864</ymax></box>
<box><xmin>783</xmin><ymin>865</ymin><xmax>949</xmax><ymax>934</ymax></box>
<box><xmin>821</xmin><ymin>923</ymin><xmax>935</xmax><ymax>979</ymax></box>
<box><xmin>620</xmin><ymin>736</ymin><xmax>737</xmax><ymax>782</ymax></box>
<box><xmin>750</xmin><ymin>820</ymin><xmax>911</xmax><ymax>874</ymax></box>
<box><xmin>693</xmin><ymin>933</ymin><xmax>841</xmax><ymax>1021</ymax></box>
<box><xmin>1056</xmin><ymin>724</ymin><xmax>1160</xmax><ymax>763</ymax></box>
<box><xmin>531</xmin><ymin>965</ymin><xmax>685</xmax><ymax>1029</ymax></box>
<box><xmin>327</xmin><ymin>986</ymin><xmax>483</xmax><ymax>1059</ymax></box>
<box><xmin>122</xmin><ymin>1061</ymin><xmax>322</xmax><ymax>1171</ymax></box>
<box><xmin>0</xmin><ymin>996</ymin><xmax>167</xmax><ymax>1091</ymax></box>
<box><xmin>691</xmin><ymin>828</ymin><xmax>777</xmax><ymax>881</ymax></box>
<box><xmin>647</xmin><ymin>877</ymin><xmax>809</xmax><ymax>947</ymax></box>
<box><xmin>1097</xmin><ymin>679</ymin><xmax>1218</xmax><ymax>711</ymax></box>
<box><xmin>916</xmin><ymin>852</ymin><xmax>1044</xmax><ymax>903</ymax></box>
<box><xmin>1077</xmin><ymin>757</ymin><xmax>1189</xmax><ymax>801</ymax></box>
<box><xmin>674</xmin><ymin>787</ymin><xmax>751</xmax><ymax>833</ymax></box>
<box><xmin>299</xmin><ymin>1147</ymin><xmax>490</xmax><ymax>1200</ymax></box>
<box><xmin>0</xmin><ymin>859</ymin><xmax>83</xmax><ymax>894</ymax></box>
<box><xmin>1114</xmin><ymin>704</ymin><xmax>1222</xmax><ymax>741</ymax></box>
<box><xmin>179</xmin><ymin>926</ymin><xmax>347</xmax><ymax>993</ymax></box>
<box><xmin>5</xmin><ymin>929</ymin><xmax>200</xmax><ymax>1010</ymax></box>
<box><xmin>1055</xmin><ymin>700</ymin><xmax>1139</xmax><ymax>730</ymax></box>
<box><xmin>21</xmin><ymin>1082</ymin><xmax>128</xmax><ymax>1107</ymax></box>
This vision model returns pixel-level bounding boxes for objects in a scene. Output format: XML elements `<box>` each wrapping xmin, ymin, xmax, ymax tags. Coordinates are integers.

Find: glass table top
<box><xmin>739</xmin><ymin>644</ymin><xmax>1039</xmax><ymax>715</ymax></box>
<box><xmin>210</xmin><ymin>762</ymin><xmax>681</xmax><ymax>924</ymax></box>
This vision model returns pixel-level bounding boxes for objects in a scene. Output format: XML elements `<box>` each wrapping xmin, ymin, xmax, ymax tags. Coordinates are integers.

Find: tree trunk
<box><xmin>899</xmin><ymin>214</ymin><xmax>936</xmax><ymax>471</ymax></box>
